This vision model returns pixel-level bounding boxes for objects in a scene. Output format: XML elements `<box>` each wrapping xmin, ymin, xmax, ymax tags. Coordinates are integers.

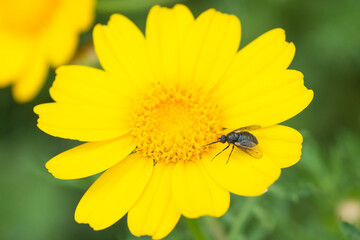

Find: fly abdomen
<box><xmin>237</xmin><ymin>131</ymin><xmax>258</xmax><ymax>145</ymax></box>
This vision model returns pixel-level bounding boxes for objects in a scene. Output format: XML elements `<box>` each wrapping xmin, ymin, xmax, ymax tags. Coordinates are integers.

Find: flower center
<box><xmin>0</xmin><ymin>0</ymin><xmax>60</xmax><ymax>36</ymax></box>
<box><xmin>132</xmin><ymin>83</ymin><xmax>222</xmax><ymax>164</ymax></box>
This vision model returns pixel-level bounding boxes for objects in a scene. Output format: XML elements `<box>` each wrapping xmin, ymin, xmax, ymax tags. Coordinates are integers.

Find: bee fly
<box><xmin>206</xmin><ymin>125</ymin><xmax>263</xmax><ymax>163</ymax></box>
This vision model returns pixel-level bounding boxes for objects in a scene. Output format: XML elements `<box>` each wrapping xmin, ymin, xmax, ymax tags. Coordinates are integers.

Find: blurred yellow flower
<box><xmin>0</xmin><ymin>0</ymin><xmax>95</xmax><ymax>103</ymax></box>
<box><xmin>34</xmin><ymin>4</ymin><xmax>313</xmax><ymax>239</ymax></box>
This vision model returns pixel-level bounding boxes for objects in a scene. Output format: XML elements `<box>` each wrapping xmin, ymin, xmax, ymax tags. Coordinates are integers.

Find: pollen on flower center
<box><xmin>132</xmin><ymin>83</ymin><xmax>222</xmax><ymax>164</ymax></box>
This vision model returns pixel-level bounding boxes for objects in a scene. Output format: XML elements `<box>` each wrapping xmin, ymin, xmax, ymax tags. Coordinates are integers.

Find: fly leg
<box><xmin>226</xmin><ymin>145</ymin><xmax>235</xmax><ymax>164</ymax></box>
<box><xmin>211</xmin><ymin>144</ymin><xmax>230</xmax><ymax>162</ymax></box>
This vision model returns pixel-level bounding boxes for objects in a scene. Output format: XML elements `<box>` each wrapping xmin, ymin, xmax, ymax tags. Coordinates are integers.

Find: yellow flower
<box><xmin>0</xmin><ymin>0</ymin><xmax>95</xmax><ymax>103</ymax></box>
<box><xmin>34</xmin><ymin>4</ymin><xmax>313</xmax><ymax>239</ymax></box>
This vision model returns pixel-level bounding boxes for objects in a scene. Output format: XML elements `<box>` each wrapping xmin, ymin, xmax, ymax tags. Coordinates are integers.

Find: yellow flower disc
<box><xmin>0</xmin><ymin>0</ymin><xmax>59</xmax><ymax>35</ymax></box>
<box><xmin>133</xmin><ymin>83</ymin><xmax>222</xmax><ymax>164</ymax></box>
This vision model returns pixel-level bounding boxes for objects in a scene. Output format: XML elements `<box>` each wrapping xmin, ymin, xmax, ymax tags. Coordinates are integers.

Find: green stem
<box><xmin>204</xmin><ymin>217</ymin><xmax>226</xmax><ymax>240</ymax></box>
<box><xmin>185</xmin><ymin>218</ymin><xmax>209</xmax><ymax>240</ymax></box>
<box><xmin>96</xmin><ymin>0</ymin><xmax>184</xmax><ymax>14</ymax></box>
<box><xmin>226</xmin><ymin>197</ymin><xmax>257</xmax><ymax>240</ymax></box>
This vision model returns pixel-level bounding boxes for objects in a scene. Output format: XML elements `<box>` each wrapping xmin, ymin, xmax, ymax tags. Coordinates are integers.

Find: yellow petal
<box><xmin>214</xmin><ymin>28</ymin><xmax>295</xmax><ymax>94</ymax></box>
<box><xmin>128</xmin><ymin>162</ymin><xmax>181</xmax><ymax>240</ymax></box>
<box><xmin>255</xmin><ymin>125</ymin><xmax>303</xmax><ymax>168</ymax></box>
<box><xmin>40</xmin><ymin>6</ymin><xmax>77</xmax><ymax>67</ymax></box>
<box><xmin>75</xmin><ymin>153</ymin><xmax>153</xmax><ymax>230</ymax></box>
<box><xmin>93</xmin><ymin>14</ymin><xmax>153</xmax><ymax>89</ymax></box>
<box><xmin>202</xmin><ymin>144</ymin><xmax>281</xmax><ymax>196</ymax></box>
<box><xmin>221</xmin><ymin>70</ymin><xmax>314</xmax><ymax>128</ymax></box>
<box><xmin>46</xmin><ymin>134</ymin><xmax>136</xmax><ymax>179</ymax></box>
<box><xmin>62</xmin><ymin>0</ymin><xmax>95</xmax><ymax>32</ymax></box>
<box><xmin>50</xmin><ymin>65</ymin><xmax>134</xmax><ymax>109</ymax></box>
<box><xmin>12</xmin><ymin>50</ymin><xmax>48</xmax><ymax>103</ymax></box>
<box><xmin>0</xmin><ymin>33</ymin><xmax>30</xmax><ymax>87</ymax></box>
<box><xmin>44</xmin><ymin>26</ymin><xmax>78</xmax><ymax>67</ymax></box>
<box><xmin>41</xmin><ymin>0</ymin><xmax>94</xmax><ymax>66</ymax></box>
<box><xmin>180</xmin><ymin>8</ymin><xmax>241</xmax><ymax>90</ymax></box>
<box><xmin>146</xmin><ymin>4</ymin><xmax>194</xmax><ymax>84</ymax></box>
<box><xmin>34</xmin><ymin>103</ymin><xmax>131</xmax><ymax>141</ymax></box>
<box><xmin>172</xmin><ymin>160</ymin><xmax>230</xmax><ymax>218</ymax></box>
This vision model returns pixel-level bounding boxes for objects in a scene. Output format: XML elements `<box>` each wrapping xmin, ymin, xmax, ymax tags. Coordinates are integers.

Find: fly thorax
<box><xmin>227</xmin><ymin>132</ymin><xmax>238</xmax><ymax>143</ymax></box>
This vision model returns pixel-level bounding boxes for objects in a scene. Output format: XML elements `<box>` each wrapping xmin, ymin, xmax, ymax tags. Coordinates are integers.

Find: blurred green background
<box><xmin>1</xmin><ymin>0</ymin><xmax>360</xmax><ymax>239</ymax></box>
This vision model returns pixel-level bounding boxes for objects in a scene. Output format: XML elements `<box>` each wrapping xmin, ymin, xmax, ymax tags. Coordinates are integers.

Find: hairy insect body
<box><xmin>226</xmin><ymin>132</ymin><xmax>238</xmax><ymax>143</ymax></box>
<box><xmin>207</xmin><ymin>125</ymin><xmax>263</xmax><ymax>163</ymax></box>
<box><xmin>236</xmin><ymin>131</ymin><xmax>258</xmax><ymax>145</ymax></box>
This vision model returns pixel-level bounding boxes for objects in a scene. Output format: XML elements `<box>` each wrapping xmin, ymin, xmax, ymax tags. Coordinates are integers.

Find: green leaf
<box><xmin>340</xmin><ymin>221</ymin><xmax>360</xmax><ymax>240</ymax></box>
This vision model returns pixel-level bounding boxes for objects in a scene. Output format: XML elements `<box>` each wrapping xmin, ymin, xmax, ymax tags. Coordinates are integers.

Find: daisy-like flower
<box><xmin>0</xmin><ymin>0</ymin><xmax>95</xmax><ymax>103</ymax></box>
<box><xmin>34</xmin><ymin>4</ymin><xmax>313</xmax><ymax>239</ymax></box>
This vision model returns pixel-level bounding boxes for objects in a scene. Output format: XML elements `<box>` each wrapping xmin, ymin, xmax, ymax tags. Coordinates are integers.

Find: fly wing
<box><xmin>234</xmin><ymin>142</ymin><xmax>263</xmax><ymax>159</ymax></box>
<box><xmin>233</xmin><ymin>125</ymin><xmax>261</xmax><ymax>133</ymax></box>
